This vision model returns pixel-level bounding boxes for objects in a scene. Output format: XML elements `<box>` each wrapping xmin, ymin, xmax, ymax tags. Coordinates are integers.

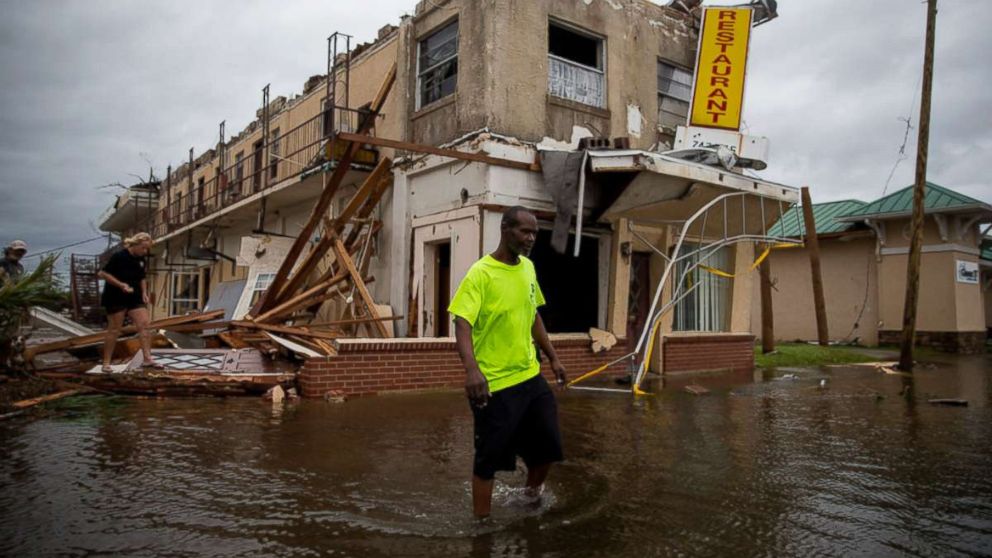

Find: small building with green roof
<box><xmin>752</xmin><ymin>182</ymin><xmax>991</xmax><ymax>353</ymax></box>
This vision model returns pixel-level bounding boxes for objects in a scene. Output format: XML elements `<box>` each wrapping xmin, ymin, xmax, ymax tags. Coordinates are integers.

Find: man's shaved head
<box><xmin>501</xmin><ymin>206</ymin><xmax>533</xmax><ymax>228</ymax></box>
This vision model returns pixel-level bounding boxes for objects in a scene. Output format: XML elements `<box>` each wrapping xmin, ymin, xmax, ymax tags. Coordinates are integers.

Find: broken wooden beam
<box><xmin>251</xmin><ymin>63</ymin><xmax>396</xmax><ymax>315</ymax></box>
<box><xmin>271</xmin><ymin>158</ymin><xmax>393</xmax><ymax>305</ymax></box>
<box><xmin>332</xmin><ymin>236</ymin><xmax>390</xmax><ymax>338</ymax></box>
<box><xmin>337</xmin><ymin>132</ymin><xmax>541</xmax><ymax>172</ymax></box>
<box><xmin>229</xmin><ymin>321</ymin><xmax>341</xmax><ymax>340</ymax></box>
<box><xmin>25</xmin><ymin>309</ymin><xmax>225</xmax><ymax>360</ymax></box>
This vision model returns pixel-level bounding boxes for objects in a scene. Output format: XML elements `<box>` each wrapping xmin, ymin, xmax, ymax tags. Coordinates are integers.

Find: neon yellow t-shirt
<box><xmin>448</xmin><ymin>254</ymin><xmax>546</xmax><ymax>393</ymax></box>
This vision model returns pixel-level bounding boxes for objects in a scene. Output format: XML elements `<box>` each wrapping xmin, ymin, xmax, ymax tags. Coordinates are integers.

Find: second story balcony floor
<box><xmin>98</xmin><ymin>183</ymin><xmax>160</xmax><ymax>234</ymax></box>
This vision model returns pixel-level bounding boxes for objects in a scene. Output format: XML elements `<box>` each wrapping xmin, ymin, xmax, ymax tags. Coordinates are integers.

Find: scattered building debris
<box><xmin>589</xmin><ymin>328</ymin><xmax>617</xmax><ymax>353</ymax></box>
<box><xmin>684</xmin><ymin>384</ymin><xmax>709</xmax><ymax>395</ymax></box>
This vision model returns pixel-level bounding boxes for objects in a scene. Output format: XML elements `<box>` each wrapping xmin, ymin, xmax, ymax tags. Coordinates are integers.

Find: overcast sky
<box><xmin>1</xmin><ymin>0</ymin><xmax>989</xmax><ymax>271</ymax></box>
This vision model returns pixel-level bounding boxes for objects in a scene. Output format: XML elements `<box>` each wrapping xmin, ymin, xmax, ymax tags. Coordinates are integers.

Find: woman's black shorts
<box><xmin>470</xmin><ymin>374</ymin><xmax>563</xmax><ymax>480</ymax></box>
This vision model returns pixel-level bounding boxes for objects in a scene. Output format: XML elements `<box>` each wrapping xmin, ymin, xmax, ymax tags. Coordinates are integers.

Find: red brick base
<box><xmin>299</xmin><ymin>333</ymin><xmax>758</xmax><ymax>397</ymax></box>
<box><xmin>662</xmin><ymin>333</ymin><xmax>755</xmax><ymax>375</ymax></box>
<box><xmin>299</xmin><ymin>335</ymin><xmax>632</xmax><ymax>398</ymax></box>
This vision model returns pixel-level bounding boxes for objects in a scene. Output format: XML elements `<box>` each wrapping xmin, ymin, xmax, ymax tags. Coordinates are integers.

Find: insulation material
<box><xmin>539</xmin><ymin>150</ymin><xmax>586</xmax><ymax>254</ymax></box>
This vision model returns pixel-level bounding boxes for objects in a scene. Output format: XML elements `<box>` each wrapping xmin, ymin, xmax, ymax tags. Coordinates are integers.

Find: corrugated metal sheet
<box><xmin>842</xmin><ymin>182</ymin><xmax>989</xmax><ymax>219</ymax></box>
<box><xmin>767</xmin><ymin>199</ymin><xmax>867</xmax><ymax>238</ymax></box>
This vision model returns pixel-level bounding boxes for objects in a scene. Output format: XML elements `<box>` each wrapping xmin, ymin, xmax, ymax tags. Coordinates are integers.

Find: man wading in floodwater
<box><xmin>449</xmin><ymin>206</ymin><xmax>568</xmax><ymax>519</ymax></box>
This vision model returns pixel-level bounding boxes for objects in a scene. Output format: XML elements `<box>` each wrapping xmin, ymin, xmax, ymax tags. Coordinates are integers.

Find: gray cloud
<box><xmin>1</xmin><ymin>0</ymin><xmax>989</xmax><ymax>274</ymax></box>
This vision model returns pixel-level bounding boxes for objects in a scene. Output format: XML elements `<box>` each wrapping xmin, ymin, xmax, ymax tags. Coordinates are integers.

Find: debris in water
<box><xmin>685</xmin><ymin>385</ymin><xmax>709</xmax><ymax>395</ymax></box>
<box><xmin>265</xmin><ymin>385</ymin><xmax>285</xmax><ymax>403</ymax></box>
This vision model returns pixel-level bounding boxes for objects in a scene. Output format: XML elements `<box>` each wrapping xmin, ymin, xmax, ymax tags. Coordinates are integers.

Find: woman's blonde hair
<box><xmin>123</xmin><ymin>232</ymin><xmax>154</xmax><ymax>248</ymax></box>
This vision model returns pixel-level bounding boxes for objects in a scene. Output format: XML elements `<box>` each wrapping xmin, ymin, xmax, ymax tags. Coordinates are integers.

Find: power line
<box><xmin>881</xmin><ymin>71</ymin><xmax>923</xmax><ymax>197</ymax></box>
<box><xmin>21</xmin><ymin>234</ymin><xmax>112</xmax><ymax>259</ymax></box>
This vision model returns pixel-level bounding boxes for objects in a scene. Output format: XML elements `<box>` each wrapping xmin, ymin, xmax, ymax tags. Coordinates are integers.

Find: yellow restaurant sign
<box><xmin>689</xmin><ymin>7</ymin><xmax>753</xmax><ymax>131</ymax></box>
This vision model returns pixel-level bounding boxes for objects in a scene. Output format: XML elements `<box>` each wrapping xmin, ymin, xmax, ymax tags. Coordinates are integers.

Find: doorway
<box><xmin>251</xmin><ymin>139</ymin><xmax>264</xmax><ymax>192</ymax></box>
<box><xmin>529</xmin><ymin>229</ymin><xmax>599</xmax><ymax>333</ymax></box>
<box><xmin>432</xmin><ymin>241</ymin><xmax>452</xmax><ymax>337</ymax></box>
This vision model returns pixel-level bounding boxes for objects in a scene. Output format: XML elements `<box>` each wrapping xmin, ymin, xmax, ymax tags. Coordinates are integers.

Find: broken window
<box><xmin>658</xmin><ymin>60</ymin><xmax>692</xmax><ymax>130</ymax></box>
<box><xmin>418</xmin><ymin>20</ymin><xmax>458</xmax><ymax>108</ymax></box>
<box><xmin>249</xmin><ymin>272</ymin><xmax>276</xmax><ymax>307</ymax></box>
<box><xmin>548</xmin><ymin>21</ymin><xmax>605</xmax><ymax>108</ymax></box>
<box><xmin>171</xmin><ymin>272</ymin><xmax>200</xmax><ymax>316</ymax></box>
<box><xmin>671</xmin><ymin>243</ymin><xmax>731</xmax><ymax>332</ymax></box>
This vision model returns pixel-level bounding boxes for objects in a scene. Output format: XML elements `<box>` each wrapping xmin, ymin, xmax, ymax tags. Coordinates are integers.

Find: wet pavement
<box><xmin>2</xmin><ymin>352</ymin><xmax>990</xmax><ymax>557</ymax></box>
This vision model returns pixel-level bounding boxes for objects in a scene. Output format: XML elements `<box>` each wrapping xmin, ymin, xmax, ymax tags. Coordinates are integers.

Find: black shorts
<box><xmin>471</xmin><ymin>374</ymin><xmax>564</xmax><ymax>480</ymax></box>
<box><xmin>104</xmin><ymin>302</ymin><xmax>146</xmax><ymax>315</ymax></box>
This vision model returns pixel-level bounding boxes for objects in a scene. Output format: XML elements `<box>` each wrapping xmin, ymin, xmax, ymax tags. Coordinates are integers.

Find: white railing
<box><xmin>548</xmin><ymin>55</ymin><xmax>604</xmax><ymax>108</ymax></box>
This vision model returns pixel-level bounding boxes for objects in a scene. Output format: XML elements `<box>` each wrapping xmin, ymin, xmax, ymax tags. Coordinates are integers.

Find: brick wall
<box><xmin>299</xmin><ymin>335</ymin><xmax>631</xmax><ymax>398</ymax></box>
<box><xmin>662</xmin><ymin>333</ymin><xmax>755</xmax><ymax>375</ymax></box>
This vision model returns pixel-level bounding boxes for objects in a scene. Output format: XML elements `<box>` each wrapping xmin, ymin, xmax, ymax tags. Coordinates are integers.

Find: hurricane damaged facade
<box><xmin>91</xmin><ymin>0</ymin><xmax>799</xmax><ymax>396</ymax></box>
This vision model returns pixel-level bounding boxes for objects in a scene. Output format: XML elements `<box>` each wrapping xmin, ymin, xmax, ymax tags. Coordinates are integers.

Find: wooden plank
<box><xmin>271</xmin><ymin>157</ymin><xmax>392</xmax><ymax>305</ymax></box>
<box><xmin>230</xmin><ymin>321</ymin><xmax>341</xmax><ymax>340</ymax></box>
<box><xmin>343</xmin><ymin>177</ymin><xmax>393</xmax><ymax>248</ymax></box>
<box><xmin>337</xmin><ymin>132</ymin><xmax>541</xmax><ymax>172</ymax></box>
<box><xmin>251</xmin><ymin>63</ymin><xmax>397</xmax><ymax>315</ymax></box>
<box><xmin>299</xmin><ymin>315</ymin><xmax>404</xmax><ymax>328</ymax></box>
<box><xmin>25</xmin><ymin>310</ymin><xmax>225</xmax><ymax>359</ymax></box>
<box><xmin>332</xmin><ymin>236</ymin><xmax>390</xmax><ymax>338</ymax></box>
<box><xmin>254</xmin><ymin>269</ymin><xmax>349</xmax><ymax>323</ymax></box>
<box><xmin>217</xmin><ymin>332</ymin><xmax>250</xmax><ymax>349</ymax></box>
<box><xmin>265</xmin><ymin>333</ymin><xmax>323</xmax><ymax>358</ymax></box>
<box><xmin>12</xmin><ymin>389</ymin><xmax>84</xmax><ymax>410</ymax></box>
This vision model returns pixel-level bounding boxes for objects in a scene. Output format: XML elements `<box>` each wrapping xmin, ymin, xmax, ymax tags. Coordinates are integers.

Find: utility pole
<box><xmin>759</xmin><ymin>256</ymin><xmax>775</xmax><ymax>353</ymax></box>
<box><xmin>801</xmin><ymin>187</ymin><xmax>829</xmax><ymax>346</ymax></box>
<box><xmin>899</xmin><ymin>0</ymin><xmax>938</xmax><ymax>372</ymax></box>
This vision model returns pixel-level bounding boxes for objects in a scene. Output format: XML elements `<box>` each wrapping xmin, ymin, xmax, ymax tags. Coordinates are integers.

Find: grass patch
<box><xmin>755</xmin><ymin>343</ymin><xmax>882</xmax><ymax>368</ymax></box>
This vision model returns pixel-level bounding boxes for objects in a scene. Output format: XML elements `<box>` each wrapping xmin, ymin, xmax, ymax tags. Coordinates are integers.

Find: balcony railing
<box><xmin>128</xmin><ymin>105</ymin><xmax>375</xmax><ymax>239</ymax></box>
<box><xmin>548</xmin><ymin>55</ymin><xmax>605</xmax><ymax>109</ymax></box>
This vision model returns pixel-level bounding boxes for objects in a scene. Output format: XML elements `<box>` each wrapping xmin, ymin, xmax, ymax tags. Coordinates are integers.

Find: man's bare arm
<box><xmin>454</xmin><ymin>316</ymin><xmax>490</xmax><ymax>405</ymax></box>
<box><xmin>532</xmin><ymin>313</ymin><xmax>567</xmax><ymax>387</ymax></box>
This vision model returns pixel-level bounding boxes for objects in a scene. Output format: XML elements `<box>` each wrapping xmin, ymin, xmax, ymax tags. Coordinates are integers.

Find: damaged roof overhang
<box><xmin>591</xmin><ymin>150</ymin><xmax>800</xmax><ymax>225</ymax></box>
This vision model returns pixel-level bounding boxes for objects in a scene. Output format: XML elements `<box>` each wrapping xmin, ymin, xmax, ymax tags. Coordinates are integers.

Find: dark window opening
<box><xmin>549</xmin><ymin>23</ymin><xmax>602</xmax><ymax>69</ymax></box>
<box><xmin>434</xmin><ymin>241</ymin><xmax>452</xmax><ymax>337</ymax></box>
<box><xmin>530</xmin><ymin>229</ymin><xmax>599</xmax><ymax>333</ymax></box>
<box><xmin>418</xmin><ymin>20</ymin><xmax>458</xmax><ymax>108</ymax></box>
<box><xmin>251</xmin><ymin>139</ymin><xmax>264</xmax><ymax>191</ymax></box>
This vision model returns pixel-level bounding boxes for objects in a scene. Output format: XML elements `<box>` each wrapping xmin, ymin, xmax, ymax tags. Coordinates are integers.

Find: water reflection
<box><xmin>1</xmin><ymin>354</ymin><xmax>991</xmax><ymax>556</ymax></box>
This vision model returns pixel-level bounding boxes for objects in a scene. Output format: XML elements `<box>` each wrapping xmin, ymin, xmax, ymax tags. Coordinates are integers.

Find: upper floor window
<box><xmin>418</xmin><ymin>20</ymin><xmax>458</xmax><ymax>109</ymax></box>
<box><xmin>658</xmin><ymin>60</ymin><xmax>692</xmax><ymax>130</ymax></box>
<box><xmin>548</xmin><ymin>21</ymin><xmax>605</xmax><ymax>108</ymax></box>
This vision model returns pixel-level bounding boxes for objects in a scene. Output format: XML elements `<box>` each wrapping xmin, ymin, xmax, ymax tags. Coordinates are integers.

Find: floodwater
<box><xmin>2</xmin><ymin>354</ymin><xmax>991</xmax><ymax>557</ymax></box>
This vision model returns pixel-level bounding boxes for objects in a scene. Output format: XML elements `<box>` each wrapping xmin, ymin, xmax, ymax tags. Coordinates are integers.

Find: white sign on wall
<box><xmin>956</xmin><ymin>260</ymin><xmax>979</xmax><ymax>284</ymax></box>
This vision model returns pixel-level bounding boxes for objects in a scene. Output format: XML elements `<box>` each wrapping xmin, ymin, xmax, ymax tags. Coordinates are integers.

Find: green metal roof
<box><xmin>982</xmin><ymin>237</ymin><xmax>992</xmax><ymax>262</ymax></box>
<box><xmin>767</xmin><ymin>199</ymin><xmax>868</xmax><ymax>238</ymax></box>
<box><xmin>840</xmin><ymin>182</ymin><xmax>991</xmax><ymax>220</ymax></box>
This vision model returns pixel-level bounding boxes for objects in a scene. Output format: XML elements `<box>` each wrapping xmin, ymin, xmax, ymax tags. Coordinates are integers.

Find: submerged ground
<box><xmin>2</xmin><ymin>353</ymin><xmax>990</xmax><ymax>557</ymax></box>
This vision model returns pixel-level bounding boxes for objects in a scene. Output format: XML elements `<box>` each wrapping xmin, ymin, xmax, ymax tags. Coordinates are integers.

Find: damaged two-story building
<box><xmin>90</xmin><ymin>0</ymin><xmax>799</xmax><ymax>396</ymax></box>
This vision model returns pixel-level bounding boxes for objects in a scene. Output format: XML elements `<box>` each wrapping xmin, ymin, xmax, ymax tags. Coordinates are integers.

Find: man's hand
<box><xmin>551</xmin><ymin>358</ymin><xmax>568</xmax><ymax>390</ymax></box>
<box><xmin>465</xmin><ymin>367</ymin><xmax>490</xmax><ymax>407</ymax></box>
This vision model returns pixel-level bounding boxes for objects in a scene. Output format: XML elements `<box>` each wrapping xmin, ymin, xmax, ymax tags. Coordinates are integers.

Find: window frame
<box><xmin>416</xmin><ymin>19</ymin><xmax>459</xmax><ymax>110</ymax></box>
<box><xmin>547</xmin><ymin>18</ymin><xmax>607</xmax><ymax>108</ymax></box>
<box><xmin>249</xmin><ymin>272</ymin><xmax>277</xmax><ymax>307</ymax></box>
<box><xmin>657</xmin><ymin>59</ymin><xmax>693</xmax><ymax>130</ymax></box>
